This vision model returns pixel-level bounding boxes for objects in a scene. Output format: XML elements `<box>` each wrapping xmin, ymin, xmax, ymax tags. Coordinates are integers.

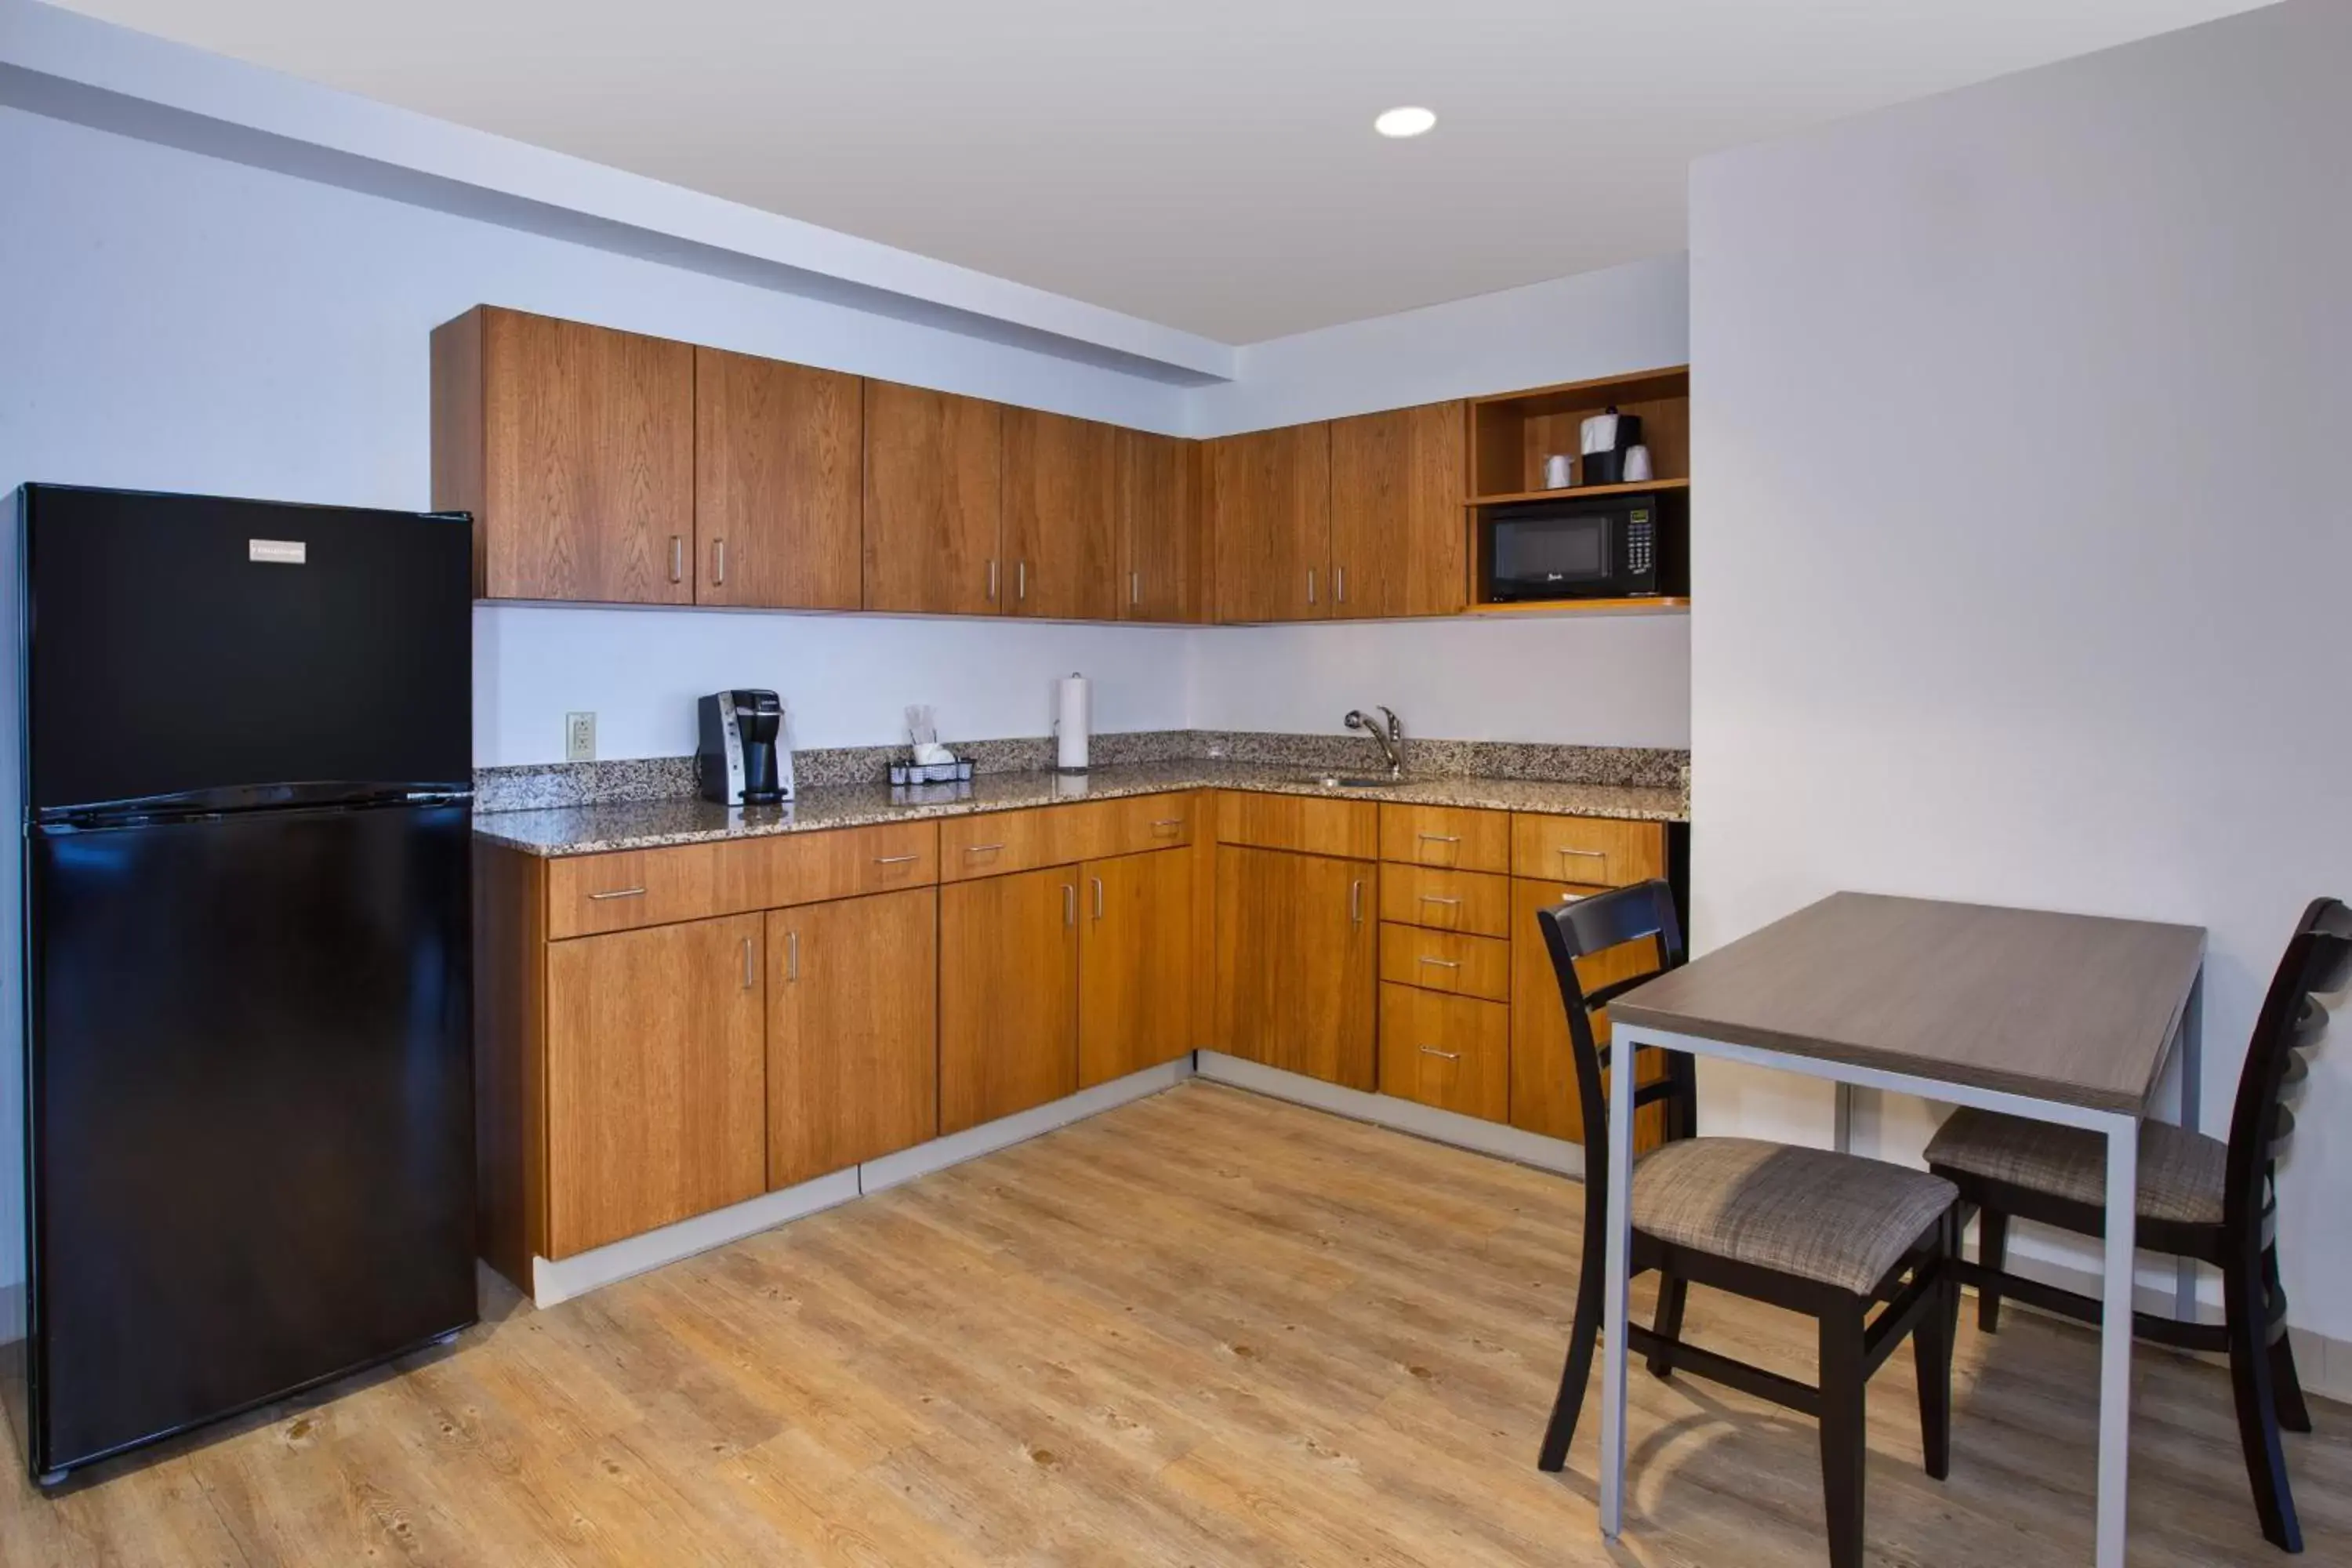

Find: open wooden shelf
<box><xmin>1468</xmin><ymin>365</ymin><xmax>1690</xmax><ymax>499</ymax></box>
<box><xmin>1468</xmin><ymin>477</ymin><xmax>1691</xmax><ymax>508</ymax></box>
<box><xmin>1468</xmin><ymin>597</ymin><xmax>1690</xmax><ymax>618</ymax></box>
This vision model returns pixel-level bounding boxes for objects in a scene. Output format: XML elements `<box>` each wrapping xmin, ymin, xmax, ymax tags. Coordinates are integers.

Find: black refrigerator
<box><xmin>4</xmin><ymin>485</ymin><xmax>477</xmax><ymax>1483</ymax></box>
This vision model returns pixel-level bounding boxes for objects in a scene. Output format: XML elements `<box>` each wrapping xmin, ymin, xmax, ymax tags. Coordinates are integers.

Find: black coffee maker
<box><xmin>697</xmin><ymin>689</ymin><xmax>790</xmax><ymax>805</ymax></box>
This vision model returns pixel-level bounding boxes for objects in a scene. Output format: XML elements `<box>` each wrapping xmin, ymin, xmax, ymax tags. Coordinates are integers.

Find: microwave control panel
<box><xmin>1628</xmin><ymin>510</ymin><xmax>1656</xmax><ymax>578</ymax></box>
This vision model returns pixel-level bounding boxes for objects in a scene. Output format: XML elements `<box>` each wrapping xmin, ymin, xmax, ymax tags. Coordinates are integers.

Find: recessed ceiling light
<box><xmin>1374</xmin><ymin>106</ymin><xmax>1436</xmax><ymax>140</ymax></box>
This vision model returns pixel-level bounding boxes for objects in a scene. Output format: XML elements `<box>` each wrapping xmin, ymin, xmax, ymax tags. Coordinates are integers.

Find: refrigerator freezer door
<box><xmin>26</xmin><ymin>802</ymin><xmax>474</xmax><ymax>1473</ymax></box>
<box><xmin>22</xmin><ymin>486</ymin><xmax>472</xmax><ymax>815</ymax></box>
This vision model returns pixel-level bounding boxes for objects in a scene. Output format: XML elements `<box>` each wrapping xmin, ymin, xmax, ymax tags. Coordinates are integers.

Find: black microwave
<box><xmin>1482</xmin><ymin>492</ymin><xmax>1684</xmax><ymax>603</ymax></box>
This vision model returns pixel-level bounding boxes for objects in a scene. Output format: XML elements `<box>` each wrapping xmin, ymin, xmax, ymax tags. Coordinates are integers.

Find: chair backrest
<box><xmin>1533</xmin><ymin>880</ymin><xmax>1691</xmax><ymax>1198</ymax></box>
<box><xmin>2222</xmin><ymin>897</ymin><xmax>2350</xmax><ymax>1251</ymax></box>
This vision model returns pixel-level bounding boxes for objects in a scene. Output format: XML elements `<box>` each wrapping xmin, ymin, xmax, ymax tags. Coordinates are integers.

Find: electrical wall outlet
<box><xmin>564</xmin><ymin>711</ymin><xmax>596</xmax><ymax>763</ymax></box>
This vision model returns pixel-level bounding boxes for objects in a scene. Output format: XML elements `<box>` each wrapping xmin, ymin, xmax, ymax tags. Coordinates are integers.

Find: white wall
<box><xmin>1690</xmin><ymin>0</ymin><xmax>2352</xmax><ymax>1336</ymax></box>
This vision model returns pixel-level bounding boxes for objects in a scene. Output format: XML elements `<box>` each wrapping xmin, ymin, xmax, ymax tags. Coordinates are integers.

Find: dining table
<box><xmin>1601</xmin><ymin>891</ymin><xmax>2208</xmax><ymax>1568</ymax></box>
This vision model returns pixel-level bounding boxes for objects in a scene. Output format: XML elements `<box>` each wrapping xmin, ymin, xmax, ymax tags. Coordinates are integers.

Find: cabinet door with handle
<box><xmin>862</xmin><ymin>379</ymin><xmax>1002</xmax><ymax>615</ymax></box>
<box><xmin>694</xmin><ymin>347</ymin><xmax>862</xmax><ymax>609</ymax></box>
<box><xmin>768</xmin><ymin>888</ymin><xmax>938</xmax><ymax>1189</ymax></box>
<box><xmin>1077</xmin><ymin>848</ymin><xmax>1195</xmax><ymax>1088</ymax></box>
<box><xmin>1508</xmin><ymin>877</ymin><xmax>1668</xmax><ymax>1148</ymax></box>
<box><xmin>1329</xmin><ymin>401</ymin><xmax>1466</xmax><ymax>618</ymax></box>
<box><xmin>1212</xmin><ymin>845</ymin><xmax>1374</xmax><ymax>1088</ymax></box>
<box><xmin>1209</xmin><ymin>423</ymin><xmax>1330</xmax><ymax>622</ymax></box>
<box><xmin>1117</xmin><ymin>429</ymin><xmax>1205</xmax><ymax>622</ymax></box>
<box><xmin>1002</xmin><ymin>406</ymin><xmax>1120</xmax><ymax>621</ymax></box>
<box><xmin>940</xmin><ymin>866</ymin><xmax>1079</xmax><ymax>1133</ymax></box>
<box><xmin>543</xmin><ymin>913</ymin><xmax>766</xmax><ymax>1256</ymax></box>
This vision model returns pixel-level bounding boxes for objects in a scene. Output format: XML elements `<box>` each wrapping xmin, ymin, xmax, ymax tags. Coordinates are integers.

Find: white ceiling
<box><xmin>50</xmin><ymin>0</ymin><xmax>2265</xmax><ymax>344</ymax></box>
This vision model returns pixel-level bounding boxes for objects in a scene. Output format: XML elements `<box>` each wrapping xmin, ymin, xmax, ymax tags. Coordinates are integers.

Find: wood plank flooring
<box><xmin>4</xmin><ymin>1081</ymin><xmax>2345</xmax><ymax>1566</ymax></box>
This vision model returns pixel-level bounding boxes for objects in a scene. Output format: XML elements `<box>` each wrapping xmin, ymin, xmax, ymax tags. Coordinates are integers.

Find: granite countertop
<box><xmin>473</xmin><ymin>760</ymin><xmax>1687</xmax><ymax>857</ymax></box>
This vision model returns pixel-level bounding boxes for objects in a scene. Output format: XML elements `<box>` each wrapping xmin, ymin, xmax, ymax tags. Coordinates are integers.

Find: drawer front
<box><xmin>939</xmin><ymin>806</ymin><xmax>1059</xmax><ymax>881</ymax></box>
<box><xmin>1378</xmin><ymin>804</ymin><xmax>1510</xmax><ymax>874</ymax></box>
<box><xmin>1376</xmin><ymin>865</ymin><xmax>1512</xmax><ymax>938</ymax></box>
<box><xmin>1054</xmin><ymin>792</ymin><xmax>1196</xmax><ymax>862</ymax></box>
<box><xmin>763</xmin><ymin>821</ymin><xmax>940</xmax><ymax>906</ymax></box>
<box><xmin>1377</xmin><ymin>984</ymin><xmax>1508</xmax><ymax>1123</ymax></box>
<box><xmin>546</xmin><ymin>839</ymin><xmax>765</xmax><ymax>938</ymax></box>
<box><xmin>1509</xmin><ymin>814</ymin><xmax>1667</xmax><ymax>887</ymax></box>
<box><xmin>1378</xmin><ymin>924</ymin><xmax>1511</xmax><ymax>1003</ymax></box>
<box><xmin>1213</xmin><ymin>789</ymin><xmax>1377</xmax><ymax>859</ymax></box>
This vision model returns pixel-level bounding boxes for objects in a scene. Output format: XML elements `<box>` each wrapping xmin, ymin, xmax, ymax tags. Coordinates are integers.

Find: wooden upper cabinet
<box><xmin>1212</xmin><ymin>844</ymin><xmax>1375</xmax><ymax>1089</ymax></box>
<box><xmin>1330</xmin><ymin>402</ymin><xmax>1467</xmax><ymax>618</ymax></box>
<box><xmin>1118</xmin><ymin>430</ymin><xmax>1206</xmax><ymax>622</ymax></box>
<box><xmin>1001</xmin><ymin>407</ymin><xmax>1120</xmax><ymax>620</ymax></box>
<box><xmin>433</xmin><ymin>306</ymin><xmax>695</xmax><ymax>604</ymax></box>
<box><xmin>693</xmin><ymin>347</ymin><xmax>862</xmax><ymax>610</ymax></box>
<box><xmin>939</xmin><ymin>866</ymin><xmax>1080</xmax><ymax>1134</ymax></box>
<box><xmin>1210</xmin><ymin>423</ymin><xmax>1330</xmax><ymax>622</ymax></box>
<box><xmin>862</xmin><ymin>379</ymin><xmax>1002</xmax><ymax>615</ymax></box>
<box><xmin>543</xmin><ymin>914</ymin><xmax>766</xmax><ymax>1258</ymax></box>
<box><xmin>767</xmin><ymin>887</ymin><xmax>938</xmax><ymax>1189</ymax></box>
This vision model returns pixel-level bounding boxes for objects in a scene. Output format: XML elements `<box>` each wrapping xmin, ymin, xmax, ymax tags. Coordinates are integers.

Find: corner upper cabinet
<box><xmin>1210</xmin><ymin>423</ymin><xmax>1330</xmax><ymax>622</ymax></box>
<box><xmin>694</xmin><ymin>347</ymin><xmax>863</xmax><ymax>610</ymax></box>
<box><xmin>1001</xmin><ymin>406</ymin><xmax>1120</xmax><ymax>620</ymax></box>
<box><xmin>1330</xmin><ymin>402</ymin><xmax>1467</xmax><ymax>618</ymax></box>
<box><xmin>432</xmin><ymin>306</ymin><xmax>695</xmax><ymax>604</ymax></box>
<box><xmin>862</xmin><ymin>379</ymin><xmax>1003</xmax><ymax>615</ymax></box>
<box><xmin>1118</xmin><ymin>430</ymin><xmax>1207</xmax><ymax>623</ymax></box>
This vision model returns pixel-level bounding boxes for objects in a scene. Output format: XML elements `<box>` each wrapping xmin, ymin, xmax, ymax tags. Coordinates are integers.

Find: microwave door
<box><xmin>1496</xmin><ymin>516</ymin><xmax>1613</xmax><ymax>596</ymax></box>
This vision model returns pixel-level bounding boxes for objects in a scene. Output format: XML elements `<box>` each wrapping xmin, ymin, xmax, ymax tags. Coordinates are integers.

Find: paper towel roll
<box><xmin>1054</xmin><ymin>673</ymin><xmax>1090</xmax><ymax>774</ymax></box>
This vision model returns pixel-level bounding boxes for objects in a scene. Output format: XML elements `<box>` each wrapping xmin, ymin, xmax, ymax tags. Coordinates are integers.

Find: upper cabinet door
<box><xmin>1210</xmin><ymin>423</ymin><xmax>1330</xmax><ymax>622</ymax></box>
<box><xmin>1001</xmin><ymin>407</ymin><xmax>1120</xmax><ymax>621</ymax></box>
<box><xmin>862</xmin><ymin>380</ymin><xmax>1002</xmax><ymax>615</ymax></box>
<box><xmin>1329</xmin><ymin>402</ymin><xmax>1467</xmax><ymax>618</ymax></box>
<box><xmin>693</xmin><ymin>347</ymin><xmax>862</xmax><ymax>610</ymax></box>
<box><xmin>438</xmin><ymin>307</ymin><xmax>695</xmax><ymax>604</ymax></box>
<box><xmin>1117</xmin><ymin>430</ymin><xmax>1205</xmax><ymax>623</ymax></box>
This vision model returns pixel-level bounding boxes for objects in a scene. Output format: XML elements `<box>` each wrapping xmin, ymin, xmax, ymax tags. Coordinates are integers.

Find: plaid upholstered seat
<box><xmin>1633</xmin><ymin>1137</ymin><xmax>1958</xmax><ymax>1294</ymax></box>
<box><xmin>1923</xmin><ymin>1109</ymin><xmax>2227</xmax><ymax>1225</ymax></box>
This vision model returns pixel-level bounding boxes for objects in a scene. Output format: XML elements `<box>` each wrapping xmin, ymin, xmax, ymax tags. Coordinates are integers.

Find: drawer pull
<box><xmin>964</xmin><ymin>843</ymin><xmax>1006</xmax><ymax>856</ymax></box>
<box><xmin>1150</xmin><ymin>818</ymin><xmax>1185</xmax><ymax>832</ymax></box>
<box><xmin>1418</xmin><ymin>1046</ymin><xmax>1462</xmax><ymax>1062</ymax></box>
<box><xmin>1417</xmin><ymin>955</ymin><xmax>1462</xmax><ymax>970</ymax></box>
<box><xmin>873</xmin><ymin>853</ymin><xmax>923</xmax><ymax>866</ymax></box>
<box><xmin>587</xmin><ymin>886</ymin><xmax>648</xmax><ymax>901</ymax></box>
<box><xmin>1555</xmin><ymin>846</ymin><xmax>1608</xmax><ymax>863</ymax></box>
<box><xmin>1417</xmin><ymin>895</ymin><xmax>1463</xmax><ymax>908</ymax></box>
<box><xmin>1417</xmin><ymin>833</ymin><xmax>1461</xmax><ymax>844</ymax></box>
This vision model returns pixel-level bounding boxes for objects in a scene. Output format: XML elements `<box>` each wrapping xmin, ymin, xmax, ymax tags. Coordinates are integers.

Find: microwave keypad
<box><xmin>1628</xmin><ymin>517</ymin><xmax>1655</xmax><ymax>575</ymax></box>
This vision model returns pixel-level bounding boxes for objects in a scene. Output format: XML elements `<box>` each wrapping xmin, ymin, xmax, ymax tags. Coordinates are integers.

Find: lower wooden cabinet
<box><xmin>1508</xmin><ymin>877</ymin><xmax>1668</xmax><ymax>1148</ymax></box>
<box><xmin>1379</xmin><ymin>983</ymin><xmax>1509</xmax><ymax>1121</ymax></box>
<box><xmin>543</xmin><ymin>913</ymin><xmax>767</xmax><ymax>1258</ymax></box>
<box><xmin>767</xmin><ymin>888</ymin><xmax>938</xmax><ymax>1189</ymax></box>
<box><xmin>941</xmin><ymin>866</ymin><xmax>1080</xmax><ymax>1133</ymax></box>
<box><xmin>1213</xmin><ymin>844</ymin><xmax>1376</xmax><ymax>1090</ymax></box>
<box><xmin>1078</xmin><ymin>848</ymin><xmax>1195</xmax><ymax>1088</ymax></box>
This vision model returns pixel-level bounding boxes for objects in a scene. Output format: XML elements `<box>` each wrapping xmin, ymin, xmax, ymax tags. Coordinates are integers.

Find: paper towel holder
<box><xmin>1053</xmin><ymin>671</ymin><xmax>1091</xmax><ymax>776</ymax></box>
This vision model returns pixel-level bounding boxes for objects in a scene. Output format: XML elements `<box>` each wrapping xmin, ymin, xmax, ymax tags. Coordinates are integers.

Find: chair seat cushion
<box><xmin>1632</xmin><ymin>1138</ymin><xmax>1956</xmax><ymax>1294</ymax></box>
<box><xmin>1923</xmin><ymin>1109</ymin><xmax>2227</xmax><ymax>1225</ymax></box>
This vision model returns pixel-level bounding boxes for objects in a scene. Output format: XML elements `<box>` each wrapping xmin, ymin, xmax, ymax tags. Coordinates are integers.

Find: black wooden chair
<box><xmin>1534</xmin><ymin>880</ymin><xmax>1961</xmax><ymax>1568</ymax></box>
<box><xmin>1926</xmin><ymin>895</ymin><xmax>2348</xmax><ymax>1554</ymax></box>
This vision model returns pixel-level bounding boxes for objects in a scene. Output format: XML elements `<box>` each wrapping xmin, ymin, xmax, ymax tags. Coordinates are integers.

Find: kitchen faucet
<box><xmin>1345</xmin><ymin>706</ymin><xmax>1404</xmax><ymax>779</ymax></box>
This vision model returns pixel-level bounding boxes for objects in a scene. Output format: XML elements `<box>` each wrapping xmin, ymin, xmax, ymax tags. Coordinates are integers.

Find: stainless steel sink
<box><xmin>1301</xmin><ymin>775</ymin><xmax>1402</xmax><ymax>789</ymax></box>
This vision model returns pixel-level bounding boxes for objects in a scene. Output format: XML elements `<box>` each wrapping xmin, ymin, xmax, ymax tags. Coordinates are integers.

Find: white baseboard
<box><xmin>1193</xmin><ymin>1051</ymin><xmax>1586</xmax><ymax>1177</ymax></box>
<box><xmin>528</xmin><ymin>1056</ymin><xmax>1194</xmax><ymax>1308</ymax></box>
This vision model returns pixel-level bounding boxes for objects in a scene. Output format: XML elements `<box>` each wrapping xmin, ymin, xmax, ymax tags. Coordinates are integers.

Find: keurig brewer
<box><xmin>697</xmin><ymin>689</ymin><xmax>792</xmax><ymax>805</ymax></box>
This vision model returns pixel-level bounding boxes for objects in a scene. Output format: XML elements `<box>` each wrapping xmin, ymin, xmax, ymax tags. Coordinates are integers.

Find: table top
<box><xmin>1610</xmin><ymin>892</ymin><xmax>2205</xmax><ymax>1113</ymax></box>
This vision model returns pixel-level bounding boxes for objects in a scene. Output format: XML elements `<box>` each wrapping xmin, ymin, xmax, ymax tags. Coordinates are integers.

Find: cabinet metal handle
<box><xmin>1307</xmin><ymin>568</ymin><xmax>1317</xmax><ymax>606</ymax></box>
<box><xmin>588</xmin><ymin>886</ymin><xmax>648</xmax><ymax>901</ymax></box>
<box><xmin>964</xmin><ymin>843</ymin><xmax>1005</xmax><ymax>856</ymax></box>
<box><xmin>1350</xmin><ymin>879</ymin><xmax>1363</xmax><ymax>925</ymax></box>
<box><xmin>1417</xmin><ymin>895</ymin><xmax>1463</xmax><ymax>908</ymax></box>
<box><xmin>785</xmin><ymin>929</ymin><xmax>798</xmax><ymax>983</ymax></box>
<box><xmin>988</xmin><ymin>559</ymin><xmax>999</xmax><ymax>601</ymax></box>
<box><xmin>1150</xmin><ymin>817</ymin><xmax>1185</xmax><ymax>833</ymax></box>
<box><xmin>1336</xmin><ymin>565</ymin><xmax>1347</xmax><ymax>604</ymax></box>
<box><xmin>1419</xmin><ymin>1046</ymin><xmax>1462</xmax><ymax>1062</ymax></box>
<box><xmin>1131</xmin><ymin>571</ymin><xmax>1141</xmax><ymax>606</ymax></box>
<box><xmin>669</xmin><ymin>536</ymin><xmax>684</xmax><ymax>583</ymax></box>
<box><xmin>742</xmin><ymin>936</ymin><xmax>757</xmax><ymax>991</ymax></box>
<box><xmin>1417</xmin><ymin>955</ymin><xmax>1462</xmax><ymax>970</ymax></box>
<box><xmin>1018</xmin><ymin>560</ymin><xmax>1028</xmax><ymax>601</ymax></box>
<box><xmin>1555</xmin><ymin>846</ymin><xmax>1608</xmax><ymax>863</ymax></box>
<box><xmin>713</xmin><ymin>537</ymin><xmax>728</xmax><ymax>585</ymax></box>
<box><xmin>1091</xmin><ymin>877</ymin><xmax>1104</xmax><ymax>920</ymax></box>
<box><xmin>873</xmin><ymin>853</ymin><xmax>922</xmax><ymax>866</ymax></box>
<box><xmin>1417</xmin><ymin>833</ymin><xmax>1461</xmax><ymax>845</ymax></box>
<box><xmin>1063</xmin><ymin>882</ymin><xmax>1076</xmax><ymax>928</ymax></box>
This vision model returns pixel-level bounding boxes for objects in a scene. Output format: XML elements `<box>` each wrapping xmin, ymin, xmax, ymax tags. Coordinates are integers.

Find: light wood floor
<box><xmin>5</xmin><ymin>1081</ymin><xmax>2345</xmax><ymax>1566</ymax></box>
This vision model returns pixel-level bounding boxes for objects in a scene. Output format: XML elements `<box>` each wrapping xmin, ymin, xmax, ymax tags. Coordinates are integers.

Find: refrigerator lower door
<box><xmin>26</xmin><ymin>802</ymin><xmax>474</xmax><ymax>1475</ymax></box>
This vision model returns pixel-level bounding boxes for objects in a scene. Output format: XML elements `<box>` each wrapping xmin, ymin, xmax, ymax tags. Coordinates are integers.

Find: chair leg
<box><xmin>1914</xmin><ymin>1218</ymin><xmax>1955</xmax><ymax>1481</ymax></box>
<box><xmin>1646</xmin><ymin>1272</ymin><xmax>1689</xmax><ymax>1381</ymax></box>
<box><xmin>1537</xmin><ymin>1262</ymin><xmax>1604</xmax><ymax>1473</ymax></box>
<box><xmin>2262</xmin><ymin>1246</ymin><xmax>2314</xmax><ymax>1435</ymax></box>
<box><xmin>1819</xmin><ymin>1297</ymin><xmax>1868</xmax><ymax>1568</ymax></box>
<box><xmin>2224</xmin><ymin>1250</ymin><xmax>2303</xmax><ymax>1552</ymax></box>
<box><xmin>1976</xmin><ymin>1208</ymin><xmax>2008</xmax><ymax>1333</ymax></box>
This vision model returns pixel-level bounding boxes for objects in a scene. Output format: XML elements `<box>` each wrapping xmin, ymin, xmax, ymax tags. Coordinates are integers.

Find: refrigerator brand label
<box><xmin>248</xmin><ymin>539</ymin><xmax>307</xmax><ymax>565</ymax></box>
